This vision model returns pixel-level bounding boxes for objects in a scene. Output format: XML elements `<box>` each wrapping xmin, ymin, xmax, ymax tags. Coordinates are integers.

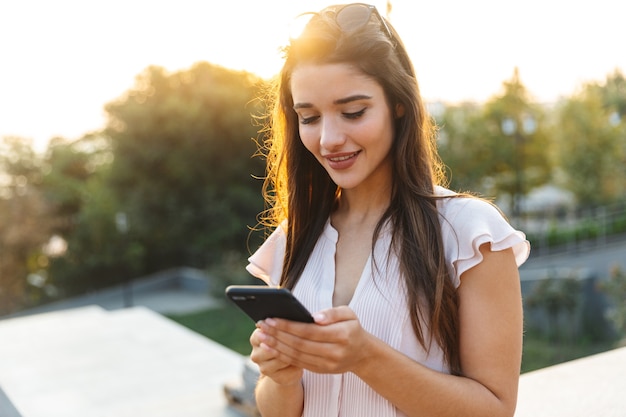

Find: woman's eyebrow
<box><xmin>293</xmin><ymin>102</ymin><xmax>313</xmax><ymax>110</ymax></box>
<box><xmin>293</xmin><ymin>94</ymin><xmax>373</xmax><ymax>110</ymax></box>
<box><xmin>334</xmin><ymin>94</ymin><xmax>372</xmax><ymax>105</ymax></box>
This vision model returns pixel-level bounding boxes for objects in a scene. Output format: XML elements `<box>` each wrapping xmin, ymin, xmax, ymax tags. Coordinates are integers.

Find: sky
<box><xmin>1</xmin><ymin>0</ymin><xmax>625</xmax><ymax>152</ymax></box>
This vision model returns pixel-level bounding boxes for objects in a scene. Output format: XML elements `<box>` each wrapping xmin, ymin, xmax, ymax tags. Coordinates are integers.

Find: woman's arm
<box><xmin>254</xmin><ymin>374</ymin><xmax>304</xmax><ymax>417</ymax></box>
<box><xmin>354</xmin><ymin>244</ymin><xmax>523</xmax><ymax>417</ymax></box>
<box><xmin>257</xmin><ymin>244</ymin><xmax>523</xmax><ymax>417</ymax></box>
<box><xmin>250</xmin><ymin>328</ymin><xmax>304</xmax><ymax>417</ymax></box>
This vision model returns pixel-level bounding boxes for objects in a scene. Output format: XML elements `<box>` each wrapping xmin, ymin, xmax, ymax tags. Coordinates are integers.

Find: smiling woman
<box><xmin>292</xmin><ymin>63</ymin><xmax>395</xmax><ymax>192</ymax></box>
<box><xmin>245</xmin><ymin>3</ymin><xmax>531</xmax><ymax>417</ymax></box>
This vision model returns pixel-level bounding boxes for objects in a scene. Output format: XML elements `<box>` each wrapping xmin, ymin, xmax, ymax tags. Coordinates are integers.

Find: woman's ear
<box><xmin>395</xmin><ymin>103</ymin><xmax>405</xmax><ymax>118</ymax></box>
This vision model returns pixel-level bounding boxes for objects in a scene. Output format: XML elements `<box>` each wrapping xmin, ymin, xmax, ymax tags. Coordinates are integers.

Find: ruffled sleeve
<box><xmin>245</xmin><ymin>224</ymin><xmax>286</xmax><ymax>286</ymax></box>
<box><xmin>438</xmin><ymin>194</ymin><xmax>530</xmax><ymax>287</ymax></box>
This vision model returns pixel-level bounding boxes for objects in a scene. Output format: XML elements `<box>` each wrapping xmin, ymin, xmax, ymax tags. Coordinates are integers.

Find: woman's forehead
<box><xmin>290</xmin><ymin>63</ymin><xmax>381</xmax><ymax>101</ymax></box>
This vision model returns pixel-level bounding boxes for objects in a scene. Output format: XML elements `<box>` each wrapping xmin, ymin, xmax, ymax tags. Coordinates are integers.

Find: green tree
<box><xmin>0</xmin><ymin>136</ymin><xmax>54</xmax><ymax>313</ymax></box>
<box><xmin>42</xmin><ymin>136</ymin><xmax>98</xmax><ymax>236</ymax></box>
<box><xmin>553</xmin><ymin>81</ymin><xmax>625</xmax><ymax>206</ymax></box>
<box><xmin>43</xmin><ymin>134</ymin><xmax>129</xmax><ymax>295</ymax></box>
<box><xmin>599</xmin><ymin>265</ymin><xmax>626</xmax><ymax>344</ymax></box>
<box><xmin>437</xmin><ymin>68</ymin><xmax>551</xmax><ymax>207</ymax></box>
<box><xmin>437</xmin><ymin>102</ymin><xmax>494</xmax><ymax>194</ymax></box>
<box><xmin>591</xmin><ymin>69</ymin><xmax>626</xmax><ymax>118</ymax></box>
<box><xmin>482</xmin><ymin>69</ymin><xmax>551</xmax><ymax>205</ymax></box>
<box><xmin>526</xmin><ymin>274</ymin><xmax>581</xmax><ymax>342</ymax></box>
<box><xmin>103</xmin><ymin>62</ymin><xmax>265</xmax><ymax>273</ymax></box>
<box><xmin>590</xmin><ymin>70</ymin><xmax>626</xmax><ymax>199</ymax></box>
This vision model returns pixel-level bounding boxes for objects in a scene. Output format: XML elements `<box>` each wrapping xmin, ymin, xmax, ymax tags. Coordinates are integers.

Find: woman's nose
<box><xmin>319</xmin><ymin>118</ymin><xmax>345</xmax><ymax>149</ymax></box>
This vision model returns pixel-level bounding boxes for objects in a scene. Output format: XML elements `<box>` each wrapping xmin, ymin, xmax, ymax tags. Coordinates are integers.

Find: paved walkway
<box><xmin>4</xmin><ymin>268</ymin><xmax>225</xmax><ymax>319</ymax></box>
<box><xmin>520</xmin><ymin>237</ymin><xmax>626</xmax><ymax>281</ymax></box>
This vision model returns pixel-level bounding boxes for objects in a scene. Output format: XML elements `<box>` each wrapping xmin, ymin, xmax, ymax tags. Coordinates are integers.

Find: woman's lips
<box><xmin>325</xmin><ymin>151</ymin><xmax>360</xmax><ymax>170</ymax></box>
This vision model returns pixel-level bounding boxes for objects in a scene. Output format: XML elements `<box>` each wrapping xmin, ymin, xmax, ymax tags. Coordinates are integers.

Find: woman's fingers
<box><xmin>312</xmin><ymin>305</ymin><xmax>357</xmax><ymax>325</ymax></box>
<box><xmin>256</xmin><ymin>307</ymin><xmax>370</xmax><ymax>374</ymax></box>
<box><xmin>250</xmin><ymin>328</ymin><xmax>304</xmax><ymax>385</ymax></box>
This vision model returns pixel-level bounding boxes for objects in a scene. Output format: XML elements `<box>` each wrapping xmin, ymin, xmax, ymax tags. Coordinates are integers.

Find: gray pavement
<box><xmin>3</xmin><ymin>267</ymin><xmax>226</xmax><ymax>319</ymax></box>
<box><xmin>520</xmin><ymin>237</ymin><xmax>626</xmax><ymax>281</ymax></box>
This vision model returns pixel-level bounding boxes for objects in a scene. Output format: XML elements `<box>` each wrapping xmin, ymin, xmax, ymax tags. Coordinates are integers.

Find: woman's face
<box><xmin>290</xmin><ymin>63</ymin><xmax>395</xmax><ymax>192</ymax></box>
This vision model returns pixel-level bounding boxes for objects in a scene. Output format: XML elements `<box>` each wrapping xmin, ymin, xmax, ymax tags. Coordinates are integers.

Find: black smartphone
<box><xmin>225</xmin><ymin>285</ymin><xmax>314</xmax><ymax>323</ymax></box>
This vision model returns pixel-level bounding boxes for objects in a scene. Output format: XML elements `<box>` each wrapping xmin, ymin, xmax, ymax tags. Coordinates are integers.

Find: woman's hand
<box><xmin>250</xmin><ymin>324</ymin><xmax>306</xmax><ymax>417</ymax></box>
<box><xmin>253</xmin><ymin>306</ymin><xmax>372</xmax><ymax>375</ymax></box>
<box><xmin>250</xmin><ymin>327</ymin><xmax>303</xmax><ymax>386</ymax></box>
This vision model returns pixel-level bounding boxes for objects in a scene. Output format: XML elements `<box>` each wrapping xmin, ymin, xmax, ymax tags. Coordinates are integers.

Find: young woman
<box><xmin>246</xmin><ymin>3</ymin><xmax>530</xmax><ymax>417</ymax></box>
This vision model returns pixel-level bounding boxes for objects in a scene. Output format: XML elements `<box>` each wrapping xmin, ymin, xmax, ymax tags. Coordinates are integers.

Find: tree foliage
<box><xmin>1</xmin><ymin>62</ymin><xmax>624</xmax><ymax>314</ymax></box>
<box><xmin>102</xmin><ymin>62</ymin><xmax>266</xmax><ymax>273</ymax></box>
<box><xmin>591</xmin><ymin>68</ymin><xmax>626</xmax><ymax>118</ymax></box>
<box><xmin>553</xmin><ymin>71</ymin><xmax>626</xmax><ymax>207</ymax></box>
<box><xmin>482</xmin><ymin>69</ymin><xmax>551</xmax><ymax>195</ymax></box>
<box><xmin>44</xmin><ymin>135</ymin><xmax>124</xmax><ymax>295</ymax></box>
<box><xmin>1</xmin><ymin>63</ymin><xmax>268</xmax><ymax>310</ymax></box>
<box><xmin>0</xmin><ymin>137</ymin><xmax>54</xmax><ymax>313</ymax></box>
<box><xmin>437</xmin><ymin>69</ymin><xmax>551</xmax><ymax>203</ymax></box>
<box><xmin>436</xmin><ymin>102</ymin><xmax>492</xmax><ymax>193</ymax></box>
<box><xmin>599</xmin><ymin>265</ymin><xmax>626</xmax><ymax>342</ymax></box>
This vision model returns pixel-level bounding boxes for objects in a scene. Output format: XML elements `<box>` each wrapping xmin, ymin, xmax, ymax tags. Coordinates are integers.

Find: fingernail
<box><xmin>265</xmin><ymin>318</ymin><xmax>277</xmax><ymax>327</ymax></box>
<box><xmin>313</xmin><ymin>313</ymin><xmax>325</xmax><ymax>322</ymax></box>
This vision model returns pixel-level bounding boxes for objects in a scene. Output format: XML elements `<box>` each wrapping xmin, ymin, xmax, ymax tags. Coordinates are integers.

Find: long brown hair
<box><xmin>258</xmin><ymin>4</ymin><xmax>461</xmax><ymax>375</ymax></box>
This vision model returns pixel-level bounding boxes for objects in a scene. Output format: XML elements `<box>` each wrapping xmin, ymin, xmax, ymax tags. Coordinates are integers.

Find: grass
<box><xmin>167</xmin><ymin>305</ymin><xmax>618</xmax><ymax>373</ymax></box>
<box><xmin>521</xmin><ymin>331</ymin><xmax>616</xmax><ymax>373</ymax></box>
<box><xmin>166</xmin><ymin>303</ymin><xmax>256</xmax><ymax>355</ymax></box>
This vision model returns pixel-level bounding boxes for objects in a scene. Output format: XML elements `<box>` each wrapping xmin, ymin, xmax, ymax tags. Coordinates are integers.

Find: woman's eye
<box><xmin>343</xmin><ymin>108</ymin><xmax>366</xmax><ymax>119</ymax></box>
<box><xmin>299</xmin><ymin>115</ymin><xmax>319</xmax><ymax>125</ymax></box>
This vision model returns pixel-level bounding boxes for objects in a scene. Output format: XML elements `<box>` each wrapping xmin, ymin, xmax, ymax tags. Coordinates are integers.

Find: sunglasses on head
<box><xmin>336</xmin><ymin>3</ymin><xmax>394</xmax><ymax>41</ymax></box>
<box><xmin>291</xmin><ymin>3</ymin><xmax>395</xmax><ymax>45</ymax></box>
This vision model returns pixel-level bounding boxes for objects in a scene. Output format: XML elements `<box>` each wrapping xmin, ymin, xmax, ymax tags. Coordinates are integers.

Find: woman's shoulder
<box><xmin>246</xmin><ymin>222</ymin><xmax>288</xmax><ymax>285</ymax></box>
<box><xmin>434</xmin><ymin>186</ymin><xmax>530</xmax><ymax>281</ymax></box>
<box><xmin>434</xmin><ymin>186</ymin><xmax>502</xmax><ymax>222</ymax></box>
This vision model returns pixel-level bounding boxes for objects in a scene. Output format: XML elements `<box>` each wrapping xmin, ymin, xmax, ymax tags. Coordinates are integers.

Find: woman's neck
<box><xmin>333</xmin><ymin>182</ymin><xmax>391</xmax><ymax>228</ymax></box>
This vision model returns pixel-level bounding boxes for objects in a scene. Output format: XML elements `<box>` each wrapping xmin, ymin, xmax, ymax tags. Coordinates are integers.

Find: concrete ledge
<box><xmin>0</xmin><ymin>385</ymin><xmax>22</xmax><ymax>417</ymax></box>
<box><xmin>0</xmin><ymin>306</ymin><xmax>245</xmax><ymax>417</ymax></box>
<box><xmin>516</xmin><ymin>346</ymin><xmax>626</xmax><ymax>417</ymax></box>
<box><xmin>4</xmin><ymin>298</ymin><xmax>624</xmax><ymax>416</ymax></box>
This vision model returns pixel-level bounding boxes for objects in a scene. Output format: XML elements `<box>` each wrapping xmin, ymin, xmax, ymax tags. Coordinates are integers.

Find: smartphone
<box><xmin>225</xmin><ymin>285</ymin><xmax>314</xmax><ymax>323</ymax></box>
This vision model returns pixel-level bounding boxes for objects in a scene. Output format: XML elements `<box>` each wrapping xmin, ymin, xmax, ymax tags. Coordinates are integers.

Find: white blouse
<box><xmin>246</xmin><ymin>186</ymin><xmax>530</xmax><ymax>417</ymax></box>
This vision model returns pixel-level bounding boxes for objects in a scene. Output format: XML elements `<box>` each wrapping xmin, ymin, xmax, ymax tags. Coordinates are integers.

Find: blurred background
<box><xmin>1</xmin><ymin>0</ymin><xmax>625</xmax><ymax>371</ymax></box>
